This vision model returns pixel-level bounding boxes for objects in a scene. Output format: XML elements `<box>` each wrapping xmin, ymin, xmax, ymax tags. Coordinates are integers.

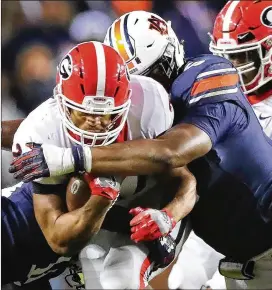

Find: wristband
<box><xmin>71</xmin><ymin>145</ymin><xmax>85</xmax><ymax>173</ymax></box>
<box><xmin>83</xmin><ymin>146</ymin><xmax>93</xmax><ymax>173</ymax></box>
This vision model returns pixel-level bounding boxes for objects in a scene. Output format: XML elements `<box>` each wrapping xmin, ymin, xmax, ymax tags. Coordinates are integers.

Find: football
<box><xmin>66</xmin><ymin>174</ymin><xmax>90</xmax><ymax>212</ymax></box>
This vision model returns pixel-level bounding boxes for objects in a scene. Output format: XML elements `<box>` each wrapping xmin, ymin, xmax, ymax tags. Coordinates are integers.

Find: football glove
<box><xmin>129</xmin><ymin>207</ymin><xmax>176</xmax><ymax>242</ymax></box>
<box><xmin>84</xmin><ymin>173</ymin><xmax>120</xmax><ymax>202</ymax></box>
<box><xmin>9</xmin><ymin>143</ymin><xmax>88</xmax><ymax>182</ymax></box>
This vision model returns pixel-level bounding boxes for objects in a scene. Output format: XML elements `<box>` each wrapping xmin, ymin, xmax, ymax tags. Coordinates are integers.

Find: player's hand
<box><xmin>84</xmin><ymin>174</ymin><xmax>120</xmax><ymax>202</ymax></box>
<box><xmin>129</xmin><ymin>207</ymin><xmax>176</xmax><ymax>242</ymax></box>
<box><xmin>9</xmin><ymin>142</ymin><xmax>78</xmax><ymax>182</ymax></box>
<box><xmin>9</xmin><ymin>143</ymin><xmax>50</xmax><ymax>182</ymax></box>
<box><xmin>145</xmin><ymin>234</ymin><xmax>176</xmax><ymax>269</ymax></box>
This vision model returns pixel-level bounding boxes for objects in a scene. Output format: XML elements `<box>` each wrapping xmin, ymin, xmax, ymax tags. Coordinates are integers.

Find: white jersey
<box><xmin>12</xmin><ymin>74</ymin><xmax>174</xmax><ymax>191</ymax></box>
<box><xmin>248</xmin><ymin>89</ymin><xmax>272</xmax><ymax>139</ymax></box>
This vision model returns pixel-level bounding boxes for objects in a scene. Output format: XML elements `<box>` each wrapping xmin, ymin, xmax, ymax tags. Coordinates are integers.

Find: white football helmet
<box><xmin>104</xmin><ymin>11</ymin><xmax>184</xmax><ymax>83</ymax></box>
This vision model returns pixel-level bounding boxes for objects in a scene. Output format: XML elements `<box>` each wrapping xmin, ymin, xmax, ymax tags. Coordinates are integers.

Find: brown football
<box><xmin>66</xmin><ymin>175</ymin><xmax>90</xmax><ymax>212</ymax></box>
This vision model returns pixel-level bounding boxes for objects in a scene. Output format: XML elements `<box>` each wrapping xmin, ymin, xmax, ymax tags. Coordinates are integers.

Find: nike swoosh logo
<box><xmin>238</xmin><ymin>33</ymin><xmax>249</xmax><ymax>40</ymax></box>
<box><xmin>259</xmin><ymin>114</ymin><xmax>271</xmax><ymax>120</ymax></box>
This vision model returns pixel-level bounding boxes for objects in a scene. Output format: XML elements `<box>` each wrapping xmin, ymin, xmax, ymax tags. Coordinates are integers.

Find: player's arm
<box><xmin>90</xmin><ymin>124</ymin><xmax>211</xmax><ymax>175</ymax></box>
<box><xmin>129</xmin><ymin>166</ymin><xmax>197</xmax><ymax>242</ymax></box>
<box><xmin>9</xmin><ymin>124</ymin><xmax>211</xmax><ymax>180</ymax></box>
<box><xmin>33</xmin><ymin>176</ymin><xmax>119</xmax><ymax>256</ymax></box>
<box><xmin>34</xmin><ymin>192</ymin><xmax>111</xmax><ymax>256</ymax></box>
<box><xmin>162</xmin><ymin>166</ymin><xmax>197</xmax><ymax>222</ymax></box>
<box><xmin>1</xmin><ymin>119</ymin><xmax>24</xmax><ymax>151</ymax></box>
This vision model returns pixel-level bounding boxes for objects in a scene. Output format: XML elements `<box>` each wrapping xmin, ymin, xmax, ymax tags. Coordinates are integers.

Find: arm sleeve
<box><xmin>180</xmin><ymin>101</ymin><xmax>248</xmax><ymax>146</ymax></box>
<box><xmin>32</xmin><ymin>182</ymin><xmax>67</xmax><ymax>198</ymax></box>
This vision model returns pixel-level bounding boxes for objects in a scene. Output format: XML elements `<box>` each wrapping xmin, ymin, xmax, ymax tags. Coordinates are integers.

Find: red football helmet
<box><xmin>209</xmin><ymin>0</ymin><xmax>272</xmax><ymax>94</ymax></box>
<box><xmin>54</xmin><ymin>41</ymin><xmax>131</xmax><ymax>146</ymax></box>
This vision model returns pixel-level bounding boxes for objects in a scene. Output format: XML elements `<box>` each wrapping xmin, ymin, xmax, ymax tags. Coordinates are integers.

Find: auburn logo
<box><xmin>148</xmin><ymin>15</ymin><xmax>168</xmax><ymax>35</ymax></box>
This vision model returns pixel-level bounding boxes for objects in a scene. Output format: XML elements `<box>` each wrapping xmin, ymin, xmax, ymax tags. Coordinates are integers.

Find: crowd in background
<box><xmin>1</xmin><ymin>0</ymin><xmax>227</xmax><ymax>188</ymax></box>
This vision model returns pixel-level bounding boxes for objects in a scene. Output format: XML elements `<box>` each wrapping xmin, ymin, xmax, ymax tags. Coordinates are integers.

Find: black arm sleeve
<box><xmin>32</xmin><ymin>182</ymin><xmax>67</xmax><ymax>198</ymax></box>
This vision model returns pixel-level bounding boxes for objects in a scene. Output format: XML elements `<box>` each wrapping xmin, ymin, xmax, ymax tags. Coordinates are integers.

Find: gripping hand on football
<box><xmin>129</xmin><ymin>207</ymin><xmax>176</xmax><ymax>243</ymax></box>
<box><xmin>84</xmin><ymin>173</ymin><xmax>120</xmax><ymax>203</ymax></box>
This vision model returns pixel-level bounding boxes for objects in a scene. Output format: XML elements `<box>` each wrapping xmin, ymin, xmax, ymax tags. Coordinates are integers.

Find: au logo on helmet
<box><xmin>261</xmin><ymin>6</ymin><xmax>272</xmax><ymax>28</ymax></box>
<box><xmin>148</xmin><ymin>15</ymin><xmax>168</xmax><ymax>35</ymax></box>
<box><xmin>59</xmin><ymin>54</ymin><xmax>73</xmax><ymax>80</ymax></box>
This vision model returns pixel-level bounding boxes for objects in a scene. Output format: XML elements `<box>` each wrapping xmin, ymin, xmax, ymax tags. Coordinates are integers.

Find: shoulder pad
<box><xmin>171</xmin><ymin>55</ymin><xmax>239</xmax><ymax>107</ymax></box>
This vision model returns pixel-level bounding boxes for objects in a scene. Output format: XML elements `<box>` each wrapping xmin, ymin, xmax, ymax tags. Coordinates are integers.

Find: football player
<box><xmin>11</xmin><ymin>11</ymin><xmax>272</xmax><ymax>290</ymax></box>
<box><xmin>210</xmin><ymin>0</ymin><xmax>272</xmax><ymax>138</ymax></box>
<box><xmin>4</xmin><ymin>41</ymin><xmax>196</xmax><ymax>289</ymax></box>
<box><xmin>171</xmin><ymin>2</ymin><xmax>272</xmax><ymax>289</ymax></box>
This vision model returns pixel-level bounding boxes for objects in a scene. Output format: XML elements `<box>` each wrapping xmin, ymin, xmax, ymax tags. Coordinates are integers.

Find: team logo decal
<box><xmin>148</xmin><ymin>15</ymin><xmax>168</xmax><ymax>35</ymax></box>
<box><xmin>261</xmin><ymin>6</ymin><xmax>272</xmax><ymax>28</ymax></box>
<box><xmin>71</xmin><ymin>179</ymin><xmax>81</xmax><ymax>195</ymax></box>
<box><xmin>59</xmin><ymin>54</ymin><xmax>72</xmax><ymax>79</ymax></box>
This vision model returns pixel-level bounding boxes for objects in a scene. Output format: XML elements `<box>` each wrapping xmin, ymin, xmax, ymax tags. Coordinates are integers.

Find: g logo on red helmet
<box><xmin>261</xmin><ymin>6</ymin><xmax>272</xmax><ymax>28</ymax></box>
<box><xmin>59</xmin><ymin>55</ymin><xmax>73</xmax><ymax>80</ymax></box>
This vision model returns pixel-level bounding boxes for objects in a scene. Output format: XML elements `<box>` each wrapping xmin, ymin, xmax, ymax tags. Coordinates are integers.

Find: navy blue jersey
<box><xmin>171</xmin><ymin>54</ymin><xmax>272</xmax><ymax>260</ymax></box>
<box><xmin>1</xmin><ymin>182</ymin><xmax>71</xmax><ymax>286</ymax></box>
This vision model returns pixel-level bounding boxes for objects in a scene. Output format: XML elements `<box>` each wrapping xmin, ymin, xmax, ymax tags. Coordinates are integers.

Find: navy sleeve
<box><xmin>180</xmin><ymin>101</ymin><xmax>249</xmax><ymax>146</ymax></box>
<box><xmin>171</xmin><ymin>55</ymin><xmax>239</xmax><ymax>109</ymax></box>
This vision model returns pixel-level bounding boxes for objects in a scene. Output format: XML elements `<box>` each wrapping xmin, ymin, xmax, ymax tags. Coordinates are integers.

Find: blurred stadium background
<box><xmin>1</xmin><ymin>0</ymin><xmax>227</xmax><ymax>188</ymax></box>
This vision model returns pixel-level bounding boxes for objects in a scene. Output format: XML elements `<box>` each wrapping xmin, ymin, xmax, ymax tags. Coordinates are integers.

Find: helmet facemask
<box><xmin>210</xmin><ymin>35</ymin><xmax>272</xmax><ymax>94</ymax></box>
<box><xmin>54</xmin><ymin>82</ymin><xmax>131</xmax><ymax>147</ymax></box>
<box><xmin>141</xmin><ymin>41</ymin><xmax>181</xmax><ymax>91</ymax></box>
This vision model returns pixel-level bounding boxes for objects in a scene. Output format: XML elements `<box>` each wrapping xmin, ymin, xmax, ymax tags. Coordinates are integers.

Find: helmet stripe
<box><xmin>114</xmin><ymin>18</ymin><xmax>130</xmax><ymax>62</ymax></box>
<box><xmin>123</xmin><ymin>14</ymin><xmax>135</xmax><ymax>56</ymax></box>
<box><xmin>127</xmin><ymin>62</ymin><xmax>135</xmax><ymax>69</ymax></box>
<box><xmin>223</xmin><ymin>1</ymin><xmax>240</xmax><ymax>39</ymax></box>
<box><xmin>93</xmin><ymin>41</ymin><xmax>106</xmax><ymax>96</ymax></box>
<box><xmin>108</xmin><ymin>26</ymin><xmax>113</xmax><ymax>48</ymax></box>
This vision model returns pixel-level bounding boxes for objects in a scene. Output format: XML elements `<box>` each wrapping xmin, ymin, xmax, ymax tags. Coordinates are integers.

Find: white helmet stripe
<box><xmin>223</xmin><ymin>1</ymin><xmax>240</xmax><ymax>39</ymax></box>
<box><xmin>93</xmin><ymin>41</ymin><xmax>106</xmax><ymax>96</ymax></box>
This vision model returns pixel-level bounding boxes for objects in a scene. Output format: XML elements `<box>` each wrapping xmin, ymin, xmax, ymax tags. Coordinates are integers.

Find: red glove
<box><xmin>129</xmin><ymin>207</ymin><xmax>176</xmax><ymax>242</ymax></box>
<box><xmin>84</xmin><ymin>173</ymin><xmax>120</xmax><ymax>202</ymax></box>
